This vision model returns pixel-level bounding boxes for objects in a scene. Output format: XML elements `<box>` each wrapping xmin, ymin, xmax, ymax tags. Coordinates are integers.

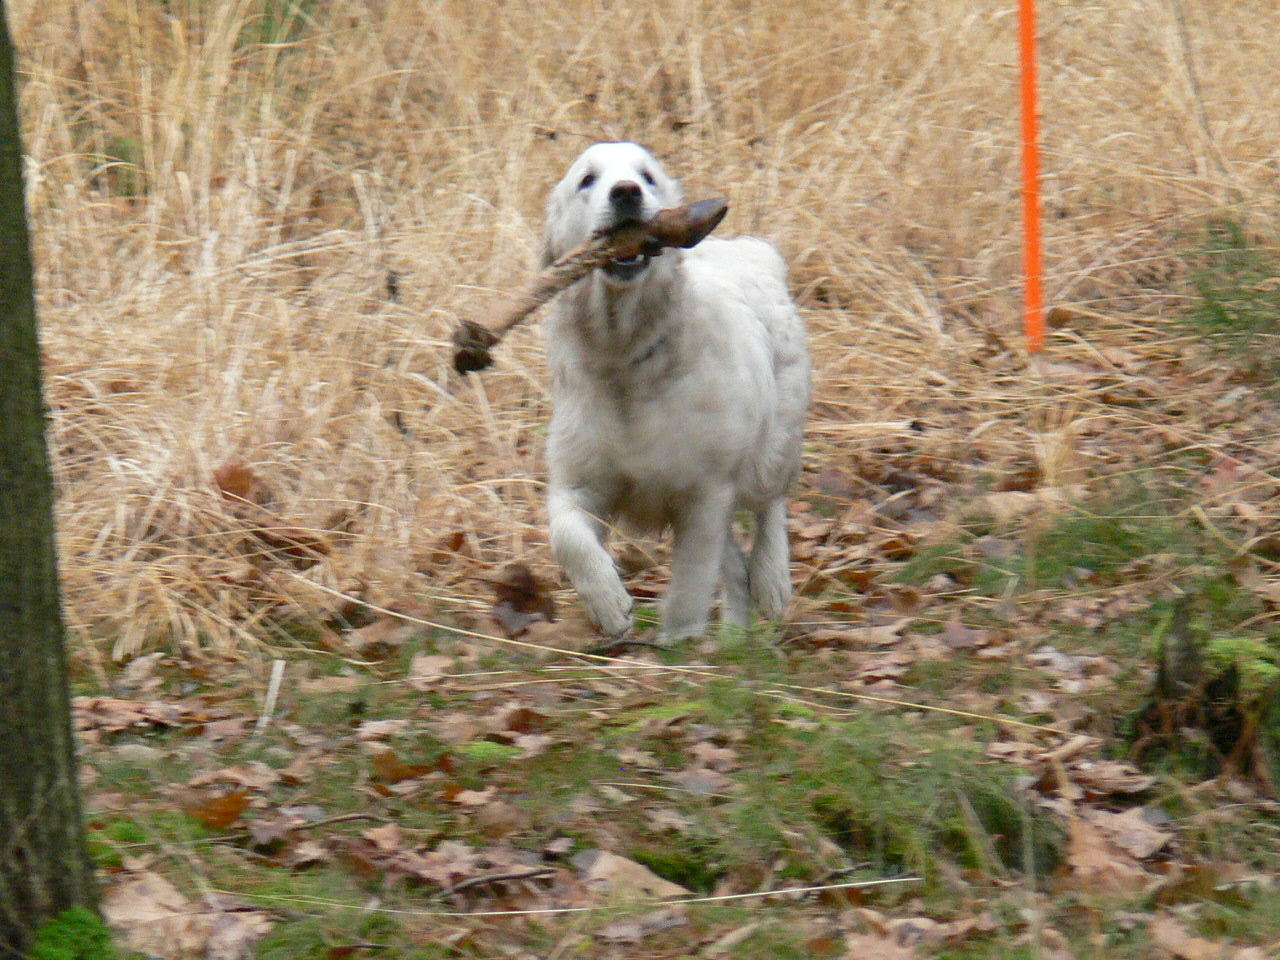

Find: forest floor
<box><xmin>13</xmin><ymin>0</ymin><xmax>1280</xmax><ymax>956</ymax></box>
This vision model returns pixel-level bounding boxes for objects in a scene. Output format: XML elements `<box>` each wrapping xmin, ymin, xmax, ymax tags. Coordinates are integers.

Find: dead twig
<box><xmin>437</xmin><ymin>867</ymin><xmax>557</xmax><ymax>899</ymax></box>
<box><xmin>452</xmin><ymin>197</ymin><xmax>729</xmax><ymax>373</ymax></box>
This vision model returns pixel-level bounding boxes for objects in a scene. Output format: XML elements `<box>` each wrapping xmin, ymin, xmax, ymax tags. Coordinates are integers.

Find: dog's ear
<box><xmin>540</xmin><ymin>186</ymin><xmax>566</xmax><ymax>268</ymax></box>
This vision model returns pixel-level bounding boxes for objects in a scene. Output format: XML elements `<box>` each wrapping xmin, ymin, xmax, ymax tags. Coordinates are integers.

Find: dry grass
<box><xmin>11</xmin><ymin>0</ymin><xmax>1280</xmax><ymax>660</ymax></box>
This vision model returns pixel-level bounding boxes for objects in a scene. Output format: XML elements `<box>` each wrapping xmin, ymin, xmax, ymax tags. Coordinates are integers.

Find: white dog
<box><xmin>541</xmin><ymin>142</ymin><xmax>810</xmax><ymax>642</ymax></box>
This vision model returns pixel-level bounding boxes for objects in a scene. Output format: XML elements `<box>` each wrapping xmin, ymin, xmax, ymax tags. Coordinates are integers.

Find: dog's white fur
<box><xmin>541</xmin><ymin>142</ymin><xmax>810</xmax><ymax>642</ymax></box>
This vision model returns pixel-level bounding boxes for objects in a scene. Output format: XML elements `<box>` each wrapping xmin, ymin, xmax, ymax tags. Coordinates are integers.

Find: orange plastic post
<box><xmin>1019</xmin><ymin>0</ymin><xmax>1045</xmax><ymax>353</ymax></box>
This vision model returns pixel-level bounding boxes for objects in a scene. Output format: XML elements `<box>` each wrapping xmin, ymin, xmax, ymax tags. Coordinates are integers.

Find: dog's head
<box><xmin>542</xmin><ymin>141</ymin><xmax>683</xmax><ymax>285</ymax></box>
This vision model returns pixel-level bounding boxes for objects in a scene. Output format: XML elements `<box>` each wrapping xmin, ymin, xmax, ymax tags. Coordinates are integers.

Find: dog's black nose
<box><xmin>609</xmin><ymin>180</ymin><xmax>643</xmax><ymax>214</ymax></box>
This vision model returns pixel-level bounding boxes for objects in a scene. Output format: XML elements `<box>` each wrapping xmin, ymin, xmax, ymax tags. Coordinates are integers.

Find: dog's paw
<box><xmin>658</xmin><ymin>614</ymin><xmax>709</xmax><ymax>646</ymax></box>
<box><xmin>750</xmin><ymin>575</ymin><xmax>791</xmax><ymax>622</ymax></box>
<box><xmin>586</xmin><ymin>583</ymin><xmax>634</xmax><ymax>638</ymax></box>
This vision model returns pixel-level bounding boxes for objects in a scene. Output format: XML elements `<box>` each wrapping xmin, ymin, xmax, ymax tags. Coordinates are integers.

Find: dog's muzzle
<box><xmin>602</xmin><ymin>248</ymin><xmax>653</xmax><ymax>282</ymax></box>
<box><xmin>599</xmin><ymin>180</ymin><xmax>654</xmax><ymax>282</ymax></box>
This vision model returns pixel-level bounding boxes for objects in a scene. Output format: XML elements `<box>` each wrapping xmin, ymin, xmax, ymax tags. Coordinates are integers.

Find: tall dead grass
<box><xmin>10</xmin><ymin>0</ymin><xmax>1279</xmax><ymax>659</ymax></box>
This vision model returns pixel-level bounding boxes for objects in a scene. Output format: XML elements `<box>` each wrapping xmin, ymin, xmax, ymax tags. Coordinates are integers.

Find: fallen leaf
<box><xmin>407</xmin><ymin>653</ymin><xmax>454</xmax><ymax>690</ymax></box>
<box><xmin>356</xmin><ymin>719</ymin><xmax>410</xmax><ymax>741</ymax></box>
<box><xmin>345</xmin><ymin>615</ymin><xmax>423</xmax><ymax>655</ymax></box>
<box><xmin>690</xmin><ymin>741</ymin><xmax>739</xmax><ymax>771</ymax></box>
<box><xmin>1082</xmin><ymin>807</ymin><xmax>1171</xmax><ymax>860</ymax></box>
<box><xmin>188</xmin><ymin>762</ymin><xmax>279</xmax><ymax>791</ymax></box>
<box><xmin>103</xmin><ymin>868</ymin><xmax>272</xmax><ymax>960</ymax></box>
<box><xmin>213</xmin><ymin>458</ymin><xmax>259</xmax><ymax>504</ymax></box>
<box><xmin>669</xmin><ymin>765</ymin><xmax>733</xmax><ymax>796</ymax></box>
<box><xmin>514</xmin><ymin>733</ymin><xmax>553</xmax><ymax>758</ymax></box>
<box><xmin>409</xmin><ymin>840</ymin><xmax>479</xmax><ymax>888</ymax></box>
<box><xmin>489</xmin><ymin>562</ymin><xmax>556</xmax><ymax>638</ymax></box>
<box><xmin>646</xmin><ymin>807</ymin><xmax>693</xmax><ymax>833</ymax></box>
<box><xmin>474</xmin><ymin>799</ymin><xmax>531</xmax><ymax>839</ymax></box>
<box><xmin>1149</xmin><ymin>913</ymin><xmax>1255</xmax><ymax>960</ymax></box>
<box><xmin>810</xmin><ymin>618</ymin><xmax>912</xmax><ymax>648</ymax></box>
<box><xmin>941</xmin><ymin>619</ymin><xmax>986</xmax><ymax>651</ymax></box>
<box><xmin>449</xmin><ymin>786</ymin><xmax>498</xmax><ymax>806</ymax></box>
<box><xmin>247</xmin><ymin>816</ymin><xmax>295</xmax><ymax>849</ymax></box>
<box><xmin>281</xmin><ymin>839</ymin><xmax>329</xmax><ymax>869</ymax></box>
<box><xmin>1062</xmin><ymin>815</ymin><xmax>1150</xmax><ymax>892</ymax></box>
<box><xmin>362</xmin><ymin>823</ymin><xmax>404</xmax><ymax>852</ymax></box>
<box><xmin>428</xmin><ymin>713</ymin><xmax>485</xmax><ymax>744</ymax></box>
<box><xmin>74</xmin><ymin>697</ymin><xmax>218</xmax><ymax>735</ymax></box>
<box><xmin>488</xmin><ymin>703</ymin><xmax>551</xmax><ymax>736</ymax></box>
<box><xmin>885</xmin><ymin>914</ymin><xmax>994</xmax><ymax>947</ymax></box>
<box><xmin>841</xmin><ymin>930</ymin><xmax>917</xmax><ymax>959</ymax></box>
<box><xmin>596</xmin><ymin>907</ymin><xmax>687</xmax><ymax>944</ymax></box>
<box><xmin>1071</xmin><ymin>760</ymin><xmax>1155</xmax><ymax>797</ymax></box>
<box><xmin>182</xmin><ymin>789</ymin><xmax>250</xmax><ymax>829</ymax></box>
<box><xmin>369</xmin><ymin>745</ymin><xmax>438</xmax><ymax>783</ymax></box>
<box><xmin>578</xmin><ymin>850</ymin><xmax>690</xmax><ymax>900</ymax></box>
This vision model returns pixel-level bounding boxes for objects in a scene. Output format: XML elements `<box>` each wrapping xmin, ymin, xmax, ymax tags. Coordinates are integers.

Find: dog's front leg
<box><xmin>549</xmin><ymin>487</ymin><xmax>633</xmax><ymax>637</ymax></box>
<box><xmin>663</xmin><ymin>485</ymin><xmax>734</xmax><ymax>643</ymax></box>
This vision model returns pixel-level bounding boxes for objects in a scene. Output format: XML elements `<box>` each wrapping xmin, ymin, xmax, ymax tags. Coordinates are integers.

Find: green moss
<box><xmin>30</xmin><ymin>907</ymin><xmax>115</xmax><ymax>960</ymax></box>
<box><xmin>630</xmin><ymin>845</ymin><xmax>719</xmax><ymax>892</ymax></box>
<box><xmin>457</xmin><ymin>740</ymin><xmax>521</xmax><ymax>764</ymax></box>
<box><xmin>1205</xmin><ymin>635</ymin><xmax>1280</xmax><ymax>703</ymax></box>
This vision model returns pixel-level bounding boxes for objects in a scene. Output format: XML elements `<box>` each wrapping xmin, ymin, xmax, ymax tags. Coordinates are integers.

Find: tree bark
<box><xmin>0</xmin><ymin>3</ymin><xmax>99</xmax><ymax>956</ymax></box>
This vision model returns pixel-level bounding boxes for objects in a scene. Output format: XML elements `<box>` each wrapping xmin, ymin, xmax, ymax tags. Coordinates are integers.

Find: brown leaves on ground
<box><xmin>596</xmin><ymin>907</ymin><xmax>688</xmax><ymax>945</ymax></box>
<box><xmin>988</xmin><ymin>734</ymin><xmax>1156</xmax><ymax>805</ymax></box>
<box><xmin>341</xmin><ymin>600</ymin><xmax>436</xmax><ymax>657</ymax></box>
<box><xmin>367</xmin><ymin>744</ymin><xmax>449</xmax><ymax>784</ymax></box>
<box><xmin>577</xmin><ymin>849</ymin><xmax>691</xmax><ymax>899</ymax></box>
<box><xmin>1063</xmin><ymin>814</ymin><xmax>1154</xmax><ymax>893</ymax></box>
<box><xmin>338</xmin><ymin>825</ymin><xmax>596</xmax><ymax>905</ymax></box>
<box><xmin>488</xmin><ymin>561</ymin><xmax>556</xmax><ymax>637</ymax></box>
<box><xmin>103</xmin><ymin>866</ymin><xmax>272</xmax><ymax>960</ymax></box>
<box><xmin>213</xmin><ymin>457</ymin><xmax>331</xmax><ymax>570</ymax></box>
<box><xmin>74</xmin><ymin>696</ymin><xmax>241</xmax><ymax>743</ymax></box>
<box><xmin>1148</xmin><ymin>914</ymin><xmax>1268</xmax><ymax>960</ymax></box>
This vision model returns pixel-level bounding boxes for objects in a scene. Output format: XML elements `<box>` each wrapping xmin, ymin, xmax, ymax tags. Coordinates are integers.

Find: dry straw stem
<box><xmin>10</xmin><ymin>0</ymin><xmax>1280</xmax><ymax>657</ymax></box>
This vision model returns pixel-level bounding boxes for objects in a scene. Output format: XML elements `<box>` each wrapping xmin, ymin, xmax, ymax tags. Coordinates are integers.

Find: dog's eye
<box><xmin>641</xmin><ymin>169</ymin><xmax>657</xmax><ymax>186</ymax></box>
<box><xmin>578</xmin><ymin>172</ymin><xmax>597</xmax><ymax>191</ymax></box>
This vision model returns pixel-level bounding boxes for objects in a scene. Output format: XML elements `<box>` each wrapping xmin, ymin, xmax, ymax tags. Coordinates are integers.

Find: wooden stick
<box><xmin>452</xmin><ymin>197</ymin><xmax>729</xmax><ymax>374</ymax></box>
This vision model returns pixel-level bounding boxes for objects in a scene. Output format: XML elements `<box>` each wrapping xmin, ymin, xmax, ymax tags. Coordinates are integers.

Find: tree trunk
<box><xmin>0</xmin><ymin>4</ymin><xmax>99</xmax><ymax>956</ymax></box>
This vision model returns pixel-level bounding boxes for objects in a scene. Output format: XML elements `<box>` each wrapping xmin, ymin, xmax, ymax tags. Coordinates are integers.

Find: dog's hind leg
<box><xmin>662</xmin><ymin>485</ymin><xmax>734</xmax><ymax>643</ymax></box>
<box><xmin>748</xmin><ymin>499</ymin><xmax>791</xmax><ymax>621</ymax></box>
<box><xmin>549</xmin><ymin>488</ymin><xmax>633</xmax><ymax>637</ymax></box>
<box><xmin>719</xmin><ymin>524</ymin><xmax>750</xmax><ymax>629</ymax></box>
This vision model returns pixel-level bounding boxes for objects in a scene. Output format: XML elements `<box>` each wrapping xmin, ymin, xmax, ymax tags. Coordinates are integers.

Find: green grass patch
<box><xmin>1182</xmin><ymin>217</ymin><xmax>1280</xmax><ymax>383</ymax></box>
<box><xmin>456</xmin><ymin>740</ymin><xmax>521</xmax><ymax>764</ymax></box>
<box><xmin>30</xmin><ymin>907</ymin><xmax>116</xmax><ymax>960</ymax></box>
<box><xmin>900</xmin><ymin>477</ymin><xmax>1214</xmax><ymax>596</ymax></box>
<box><xmin>708</xmin><ymin>711</ymin><xmax>1058</xmax><ymax>884</ymax></box>
<box><xmin>630</xmin><ymin>844</ymin><xmax>720</xmax><ymax>892</ymax></box>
